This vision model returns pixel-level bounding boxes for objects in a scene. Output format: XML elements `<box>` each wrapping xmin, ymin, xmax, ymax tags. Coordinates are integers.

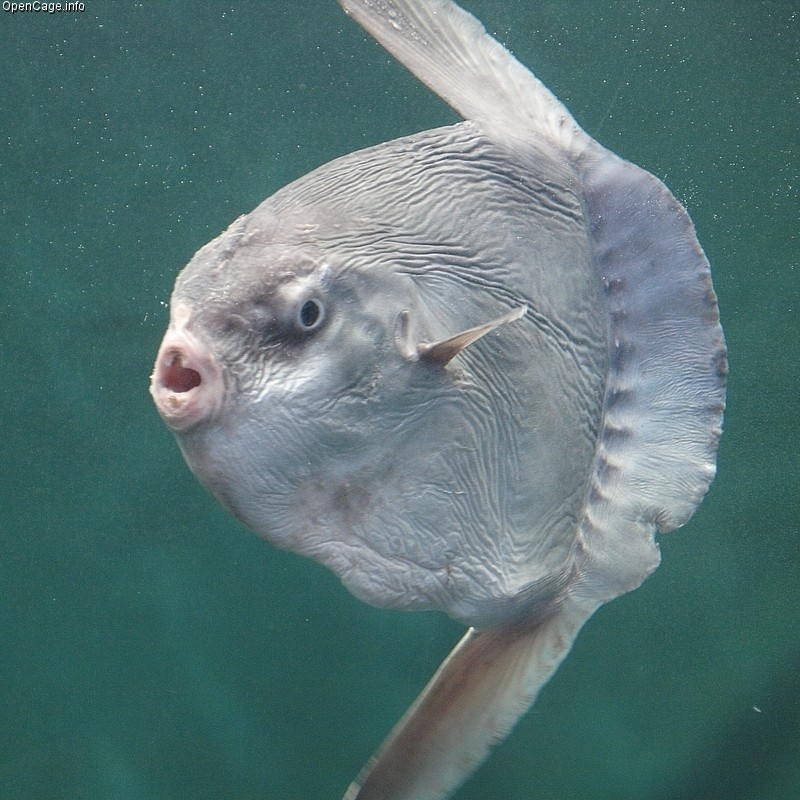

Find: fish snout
<box><xmin>150</xmin><ymin>328</ymin><xmax>223</xmax><ymax>432</ymax></box>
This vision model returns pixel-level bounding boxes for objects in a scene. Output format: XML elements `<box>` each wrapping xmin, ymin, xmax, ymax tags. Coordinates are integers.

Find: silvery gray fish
<box><xmin>149</xmin><ymin>1</ymin><xmax>726</xmax><ymax>798</ymax></box>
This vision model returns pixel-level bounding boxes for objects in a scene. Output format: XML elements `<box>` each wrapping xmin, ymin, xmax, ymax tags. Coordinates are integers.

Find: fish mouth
<box><xmin>150</xmin><ymin>326</ymin><xmax>222</xmax><ymax>432</ymax></box>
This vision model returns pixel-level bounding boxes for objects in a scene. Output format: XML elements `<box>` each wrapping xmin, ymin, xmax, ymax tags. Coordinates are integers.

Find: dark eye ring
<box><xmin>297</xmin><ymin>298</ymin><xmax>324</xmax><ymax>330</ymax></box>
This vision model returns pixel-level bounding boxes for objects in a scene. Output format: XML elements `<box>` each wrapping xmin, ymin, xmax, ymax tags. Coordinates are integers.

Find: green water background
<box><xmin>1</xmin><ymin>1</ymin><xmax>797</xmax><ymax>798</ymax></box>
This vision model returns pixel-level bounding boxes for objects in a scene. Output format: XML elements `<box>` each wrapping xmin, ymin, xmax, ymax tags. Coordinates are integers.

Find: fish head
<box><xmin>150</xmin><ymin>203</ymin><xmax>447</xmax><ymax>568</ymax></box>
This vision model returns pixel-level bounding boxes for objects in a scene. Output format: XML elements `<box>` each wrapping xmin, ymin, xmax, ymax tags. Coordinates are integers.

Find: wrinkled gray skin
<box><xmin>151</xmin><ymin>1</ymin><xmax>725</xmax><ymax>798</ymax></box>
<box><xmin>159</xmin><ymin>125</ymin><xmax>603</xmax><ymax>628</ymax></box>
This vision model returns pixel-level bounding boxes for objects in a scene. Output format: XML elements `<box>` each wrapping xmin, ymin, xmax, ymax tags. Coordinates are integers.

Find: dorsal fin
<box><xmin>338</xmin><ymin>0</ymin><xmax>589</xmax><ymax>156</ymax></box>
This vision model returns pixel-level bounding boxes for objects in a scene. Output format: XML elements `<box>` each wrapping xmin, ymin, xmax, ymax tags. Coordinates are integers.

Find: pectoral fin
<box><xmin>396</xmin><ymin>306</ymin><xmax>527</xmax><ymax>367</ymax></box>
<box><xmin>343</xmin><ymin>594</ymin><xmax>596</xmax><ymax>800</ymax></box>
<box><xmin>418</xmin><ymin>306</ymin><xmax>527</xmax><ymax>366</ymax></box>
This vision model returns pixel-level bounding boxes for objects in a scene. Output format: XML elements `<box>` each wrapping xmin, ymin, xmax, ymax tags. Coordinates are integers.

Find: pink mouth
<box><xmin>161</xmin><ymin>352</ymin><xmax>202</xmax><ymax>393</ymax></box>
<box><xmin>150</xmin><ymin>328</ymin><xmax>222</xmax><ymax>431</ymax></box>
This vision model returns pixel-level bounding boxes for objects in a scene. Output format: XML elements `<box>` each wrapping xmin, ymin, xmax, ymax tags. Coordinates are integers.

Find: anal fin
<box><xmin>343</xmin><ymin>595</ymin><xmax>596</xmax><ymax>800</ymax></box>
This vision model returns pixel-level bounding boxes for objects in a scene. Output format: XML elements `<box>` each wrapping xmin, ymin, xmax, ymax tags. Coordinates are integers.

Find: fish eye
<box><xmin>297</xmin><ymin>298</ymin><xmax>324</xmax><ymax>330</ymax></box>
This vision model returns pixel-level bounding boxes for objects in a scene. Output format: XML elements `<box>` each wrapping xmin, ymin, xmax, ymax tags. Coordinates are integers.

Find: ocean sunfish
<box><xmin>150</xmin><ymin>1</ymin><xmax>726</xmax><ymax>798</ymax></box>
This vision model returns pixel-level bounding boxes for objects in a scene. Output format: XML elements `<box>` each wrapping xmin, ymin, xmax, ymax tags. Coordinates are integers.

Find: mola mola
<box><xmin>150</xmin><ymin>1</ymin><xmax>726</xmax><ymax>797</ymax></box>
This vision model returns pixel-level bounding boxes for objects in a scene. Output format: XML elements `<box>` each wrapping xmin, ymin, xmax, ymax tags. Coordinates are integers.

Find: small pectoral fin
<box><xmin>418</xmin><ymin>305</ymin><xmax>527</xmax><ymax>366</ymax></box>
<box><xmin>396</xmin><ymin>305</ymin><xmax>527</xmax><ymax>367</ymax></box>
<box><xmin>342</xmin><ymin>594</ymin><xmax>596</xmax><ymax>800</ymax></box>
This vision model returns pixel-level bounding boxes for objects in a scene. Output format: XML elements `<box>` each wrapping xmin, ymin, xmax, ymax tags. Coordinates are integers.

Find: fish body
<box><xmin>150</xmin><ymin>2</ymin><xmax>726</xmax><ymax>798</ymax></box>
<box><xmin>158</xmin><ymin>122</ymin><xmax>605</xmax><ymax>628</ymax></box>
